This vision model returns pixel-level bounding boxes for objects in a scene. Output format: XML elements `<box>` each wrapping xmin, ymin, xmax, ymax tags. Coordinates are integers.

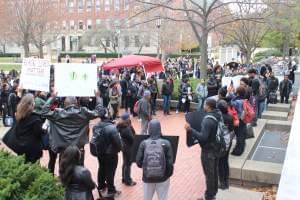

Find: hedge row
<box><xmin>0</xmin><ymin>53</ymin><xmax>21</xmax><ymax>57</ymax></box>
<box><xmin>0</xmin><ymin>150</ymin><xmax>64</xmax><ymax>200</ymax></box>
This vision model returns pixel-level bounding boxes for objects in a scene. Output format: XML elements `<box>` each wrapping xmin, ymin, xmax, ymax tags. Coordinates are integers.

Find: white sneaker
<box><xmin>176</xmin><ymin>110</ymin><xmax>179</xmax><ymax>114</ymax></box>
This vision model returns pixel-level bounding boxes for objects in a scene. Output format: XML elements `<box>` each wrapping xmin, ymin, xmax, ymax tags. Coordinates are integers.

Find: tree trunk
<box><xmin>282</xmin><ymin>32</ymin><xmax>290</xmax><ymax>58</ymax></box>
<box><xmin>39</xmin><ymin>45</ymin><xmax>44</xmax><ymax>58</ymax></box>
<box><xmin>200</xmin><ymin>31</ymin><xmax>208</xmax><ymax>79</ymax></box>
<box><xmin>245</xmin><ymin>50</ymin><xmax>252</xmax><ymax>65</ymax></box>
<box><xmin>138</xmin><ymin>44</ymin><xmax>144</xmax><ymax>54</ymax></box>
<box><xmin>2</xmin><ymin>44</ymin><xmax>5</xmax><ymax>54</ymax></box>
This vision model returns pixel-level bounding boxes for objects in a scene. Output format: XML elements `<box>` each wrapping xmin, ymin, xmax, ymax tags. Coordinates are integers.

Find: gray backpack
<box><xmin>143</xmin><ymin>139</ymin><xmax>166</xmax><ymax>179</ymax></box>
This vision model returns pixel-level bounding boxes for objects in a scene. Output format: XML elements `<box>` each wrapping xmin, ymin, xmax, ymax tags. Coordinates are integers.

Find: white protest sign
<box><xmin>54</xmin><ymin>63</ymin><xmax>98</xmax><ymax>97</ymax></box>
<box><xmin>20</xmin><ymin>58</ymin><xmax>50</xmax><ymax>92</ymax></box>
<box><xmin>222</xmin><ymin>75</ymin><xmax>247</xmax><ymax>89</ymax></box>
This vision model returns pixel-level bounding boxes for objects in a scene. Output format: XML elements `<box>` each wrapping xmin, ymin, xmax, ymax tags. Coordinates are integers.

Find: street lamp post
<box><xmin>156</xmin><ymin>17</ymin><xmax>162</xmax><ymax>59</ymax></box>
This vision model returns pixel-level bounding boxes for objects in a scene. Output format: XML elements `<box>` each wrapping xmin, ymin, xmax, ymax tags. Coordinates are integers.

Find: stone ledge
<box><xmin>217</xmin><ymin>187</ymin><xmax>264</xmax><ymax>200</ymax></box>
<box><xmin>268</xmin><ymin>103</ymin><xmax>291</xmax><ymax>112</ymax></box>
<box><xmin>261</xmin><ymin>111</ymin><xmax>289</xmax><ymax>121</ymax></box>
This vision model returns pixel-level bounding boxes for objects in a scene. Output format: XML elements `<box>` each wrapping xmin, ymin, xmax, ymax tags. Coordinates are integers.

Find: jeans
<box><xmin>143</xmin><ymin>179</ymin><xmax>170</xmax><ymax>200</ymax></box>
<box><xmin>176</xmin><ymin>96</ymin><xmax>182</xmax><ymax>111</ymax></box>
<box><xmin>256</xmin><ymin>99</ymin><xmax>266</xmax><ymax>119</ymax></box>
<box><xmin>163</xmin><ymin>95</ymin><xmax>171</xmax><ymax>113</ymax></box>
<box><xmin>140</xmin><ymin>119</ymin><xmax>150</xmax><ymax>135</ymax></box>
<box><xmin>201</xmin><ymin>151</ymin><xmax>219</xmax><ymax>200</ymax></box>
<box><xmin>97</xmin><ymin>154</ymin><xmax>118</xmax><ymax>194</ymax></box>
<box><xmin>125</xmin><ymin>96</ymin><xmax>134</xmax><ymax>115</ymax></box>
<box><xmin>122</xmin><ymin>149</ymin><xmax>133</xmax><ymax>184</ymax></box>
<box><xmin>197</xmin><ymin>97</ymin><xmax>205</xmax><ymax>111</ymax></box>
<box><xmin>232</xmin><ymin>120</ymin><xmax>247</xmax><ymax>156</ymax></box>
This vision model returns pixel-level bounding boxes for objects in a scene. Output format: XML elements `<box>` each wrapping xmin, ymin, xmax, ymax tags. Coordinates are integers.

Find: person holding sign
<box><xmin>39</xmin><ymin>90</ymin><xmax>103</xmax><ymax>166</ymax></box>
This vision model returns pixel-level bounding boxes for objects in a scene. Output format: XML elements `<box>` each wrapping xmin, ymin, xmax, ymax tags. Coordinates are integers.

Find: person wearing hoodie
<box><xmin>94</xmin><ymin>107</ymin><xmax>122</xmax><ymax>198</ymax></box>
<box><xmin>207</xmin><ymin>76</ymin><xmax>218</xmax><ymax>98</ymax></box>
<box><xmin>195</xmin><ymin>79</ymin><xmax>208</xmax><ymax>111</ymax></box>
<box><xmin>138</xmin><ymin>90</ymin><xmax>152</xmax><ymax>135</ymax></box>
<box><xmin>136</xmin><ymin>119</ymin><xmax>174</xmax><ymax>200</ymax></box>
<box><xmin>185</xmin><ymin>98</ymin><xmax>221</xmax><ymax>200</ymax></box>
<box><xmin>117</xmin><ymin>112</ymin><xmax>136</xmax><ymax>186</ymax></box>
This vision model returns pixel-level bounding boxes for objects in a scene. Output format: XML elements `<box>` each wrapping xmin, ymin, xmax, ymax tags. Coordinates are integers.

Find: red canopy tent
<box><xmin>102</xmin><ymin>55</ymin><xmax>164</xmax><ymax>73</ymax></box>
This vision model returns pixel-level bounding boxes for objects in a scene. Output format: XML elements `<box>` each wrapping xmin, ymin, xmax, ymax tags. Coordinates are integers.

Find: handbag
<box><xmin>2</xmin><ymin>125</ymin><xmax>21</xmax><ymax>154</ymax></box>
<box><xmin>246</xmin><ymin>124</ymin><xmax>255</xmax><ymax>139</ymax></box>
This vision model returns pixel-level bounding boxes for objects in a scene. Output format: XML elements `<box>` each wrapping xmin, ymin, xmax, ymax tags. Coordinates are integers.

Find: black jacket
<box><xmin>95</xmin><ymin>120</ymin><xmax>122</xmax><ymax>155</ymax></box>
<box><xmin>249</xmin><ymin>77</ymin><xmax>260</xmax><ymax>96</ymax></box>
<box><xmin>267</xmin><ymin>76</ymin><xmax>279</xmax><ymax>92</ymax></box>
<box><xmin>136</xmin><ymin>120</ymin><xmax>174</xmax><ymax>183</ymax></box>
<box><xmin>188</xmin><ymin>110</ymin><xmax>221</xmax><ymax>153</ymax></box>
<box><xmin>15</xmin><ymin>113</ymin><xmax>44</xmax><ymax>159</ymax></box>
<box><xmin>222</xmin><ymin>112</ymin><xmax>234</xmax><ymax>133</ymax></box>
<box><xmin>279</xmin><ymin>80</ymin><xmax>292</xmax><ymax>97</ymax></box>
<box><xmin>207</xmin><ymin>79</ymin><xmax>218</xmax><ymax>97</ymax></box>
<box><xmin>161</xmin><ymin>82</ymin><xmax>172</xmax><ymax>96</ymax></box>
<box><xmin>117</xmin><ymin>122</ymin><xmax>135</xmax><ymax>150</ymax></box>
<box><xmin>65</xmin><ymin>166</ymin><xmax>96</xmax><ymax>200</ymax></box>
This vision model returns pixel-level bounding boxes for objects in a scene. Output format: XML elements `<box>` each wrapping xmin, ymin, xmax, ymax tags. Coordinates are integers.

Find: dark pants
<box><xmin>125</xmin><ymin>96</ymin><xmax>134</xmax><ymax>114</ymax></box>
<box><xmin>201</xmin><ymin>151</ymin><xmax>219</xmax><ymax>200</ymax></box>
<box><xmin>219</xmin><ymin>144</ymin><xmax>232</xmax><ymax>187</ymax></box>
<box><xmin>98</xmin><ymin>154</ymin><xmax>118</xmax><ymax>194</ymax></box>
<box><xmin>151</xmin><ymin>93</ymin><xmax>157</xmax><ymax>114</ymax></box>
<box><xmin>48</xmin><ymin>149</ymin><xmax>58</xmax><ymax>175</ymax></box>
<box><xmin>184</xmin><ymin>99</ymin><xmax>190</xmax><ymax>113</ymax></box>
<box><xmin>281</xmin><ymin>95</ymin><xmax>289</xmax><ymax>104</ymax></box>
<box><xmin>122</xmin><ymin>149</ymin><xmax>133</xmax><ymax>184</ymax></box>
<box><xmin>232</xmin><ymin>120</ymin><xmax>247</xmax><ymax>156</ymax></box>
<box><xmin>176</xmin><ymin>96</ymin><xmax>182</xmax><ymax>111</ymax></box>
<box><xmin>2</xmin><ymin>103</ymin><xmax>7</xmax><ymax>126</ymax></box>
<box><xmin>121</xmin><ymin>94</ymin><xmax>126</xmax><ymax>108</ymax></box>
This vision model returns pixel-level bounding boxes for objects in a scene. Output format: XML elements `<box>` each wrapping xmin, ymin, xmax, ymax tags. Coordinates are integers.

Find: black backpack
<box><xmin>90</xmin><ymin>124</ymin><xmax>110</xmax><ymax>157</ymax></box>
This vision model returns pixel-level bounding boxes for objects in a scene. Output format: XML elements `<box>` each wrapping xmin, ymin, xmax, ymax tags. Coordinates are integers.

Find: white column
<box><xmin>65</xmin><ymin>35</ymin><xmax>70</xmax><ymax>52</ymax></box>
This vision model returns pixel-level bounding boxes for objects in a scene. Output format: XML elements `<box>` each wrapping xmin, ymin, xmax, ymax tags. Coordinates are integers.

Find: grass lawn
<box><xmin>0</xmin><ymin>57</ymin><xmax>19</xmax><ymax>63</ymax></box>
<box><xmin>0</xmin><ymin>64</ymin><xmax>21</xmax><ymax>71</ymax></box>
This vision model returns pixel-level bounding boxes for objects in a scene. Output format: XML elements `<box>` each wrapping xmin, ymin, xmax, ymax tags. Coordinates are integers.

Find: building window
<box><xmin>104</xmin><ymin>0</ymin><xmax>110</xmax><ymax>11</ymax></box>
<box><xmin>87</xmin><ymin>19</ymin><xmax>92</xmax><ymax>29</ymax></box>
<box><xmin>68</xmin><ymin>0</ymin><xmax>74</xmax><ymax>12</ymax></box>
<box><xmin>105</xmin><ymin>37</ymin><xmax>111</xmax><ymax>47</ymax></box>
<box><xmin>62</xmin><ymin>20</ymin><xmax>67</xmax><ymax>30</ymax></box>
<box><xmin>134</xmin><ymin>35</ymin><xmax>140</xmax><ymax>47</ymax></box>
<box><xmin>78</xmin><ymin>21</ymin><xmax>84</xmax><ymax>30</ymax></box>
<box><xmin>78</xmin><ymin>0</ymin><xmax>83</xmax><ymax>10</ymax></box>
<box><xmin>95</xmin><ymin>0</ymin><xmax>101</xmax><ymax>11</ymax></box>
<box><xmin>86</xmin><ymin>0</ymin><xmax>92</xmax><ymax>11</ymax></box>
<box><xmin>124</xmin><ymin>0</ymin><xmax>129</xmax><ymax>10</ymax></box>
<box><xmin>96</xmin><ymin>19</ymin><xmax>101</xmax><ymax>28</ymax></box>
<box><xmin>124</xmin><ymin>36</ymin><xmax>129</xmax><ymax>48</ymax></box>
<box><xmin>70</xmin><ymin>20</ymin><xmax>75</xmax><ymax>30</ymax></box>
<box><xmin>114</xmin><ymin>0</ymin><xmax>120</xmax><ymax>11</ymax></box>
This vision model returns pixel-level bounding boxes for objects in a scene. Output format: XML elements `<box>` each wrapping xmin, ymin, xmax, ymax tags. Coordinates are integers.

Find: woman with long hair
<box><xmin>117</xmin><ymin>112</ymin><xmax>136</xmax><ymax>186</ymax></box>
<box><xmin>14</xmin><ymin>93</ymin><xmax>44</xmax><ymax>163</ymax></box>
<box><xmin>59</xmin><ymin>145</ymin><xmax>96</xmax><ymax>200</ymax></box>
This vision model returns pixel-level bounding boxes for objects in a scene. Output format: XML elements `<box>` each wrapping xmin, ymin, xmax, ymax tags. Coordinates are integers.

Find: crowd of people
<box><xmin>0</xmin><ymin>55</ymin><xmax>297</xmax><ymax>200</ymax></box>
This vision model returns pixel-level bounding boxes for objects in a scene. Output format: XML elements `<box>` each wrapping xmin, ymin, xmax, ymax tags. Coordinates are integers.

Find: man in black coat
<box><xmin>95</xmin><ymin>107</ymin><xmax>122</xmax><ymax>198</ymax></box>
<box><xmin>280</xmin><ymin>74</ymin><xmax>293</xmax><ymax>104</ymax></box>
<box><xmin>185</xmin><ymin>98</ymin><xmax>221</xmax><ymax>200</ymax></box>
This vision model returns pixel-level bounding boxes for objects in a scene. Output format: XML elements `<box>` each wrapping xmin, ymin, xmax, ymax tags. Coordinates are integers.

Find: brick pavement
<box><xmin>0</xmin><ymin>111</ymin><xmax>206</xmax><ymax>200</ymax></box>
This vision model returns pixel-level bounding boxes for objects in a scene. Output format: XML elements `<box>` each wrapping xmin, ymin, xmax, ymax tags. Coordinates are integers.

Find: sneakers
<box><xmin>123</xmin><ymin>181</ymin><xmax>137</xmax><ymax>187</ymax></box>
<box><xmin>176</xmin><ymin>110</ymin><xmax>179</xmax><ymax>114</ymax></box>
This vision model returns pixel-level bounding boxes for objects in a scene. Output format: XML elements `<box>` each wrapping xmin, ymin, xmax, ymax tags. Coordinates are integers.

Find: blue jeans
<box><xmin>197</xmin><ymin>97</ymin><xmax>205</xmax><ymax>111</ymax></box>
<box><xmin>257</xmin><ymin>99</ymin><xmax>266</xmax><ymax>119</ymax></box>
<box><xmin>163</xmin><ymin>95</ymin><xmax>171</xmax><ymax>113</ymax></box>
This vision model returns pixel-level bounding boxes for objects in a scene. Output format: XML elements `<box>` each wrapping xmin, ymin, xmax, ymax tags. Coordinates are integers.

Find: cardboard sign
<box><xmin>54</xmin><ymin>63</ymin><xmax>98</xmax><ymax>97</ymax></box>
<box><xmin>20</xmin><ymin>58</ymin><xmax>50</xmax><ymax>92</ymax></box>
<box><xmin>222</xmin><ymin>75</ymin><xmax>247</xmax><ymax>89</ymax></box>
<box><xmin>185</xmin><ymin>111</ymin><xmax>205</xmax><ymax>147</ymax></box>
<box><xmin>131</xmin><ymin>135</ymin><xmax>179</xmax><ymax>163</ymax></box>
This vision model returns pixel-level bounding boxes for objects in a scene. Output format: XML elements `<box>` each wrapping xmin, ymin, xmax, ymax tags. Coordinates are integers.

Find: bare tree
<box><xmin>222</xmin><ymin>0</ymin><xmax>267</xmax><ymax>64</ymax></box>
<box><xmin>6</xmin><ymin>0</ymin><xmax>61</xmax><ymax>58</ymax></box>
<box><xmin>134</xmin><ymin>0</ymin><xmax>265</xmax><ymax>78</ymax></box>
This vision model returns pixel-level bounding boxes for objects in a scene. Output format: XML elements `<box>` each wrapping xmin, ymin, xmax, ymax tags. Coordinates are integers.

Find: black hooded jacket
<box><xmin>187</xmin><ymin>109</ymin><xmax>221</xmax><ymax>153</ymax></box>
<box><xmin>136</xmin><ymin>120</ymin><xmax>174</xmax><ymax>183</ymax></box>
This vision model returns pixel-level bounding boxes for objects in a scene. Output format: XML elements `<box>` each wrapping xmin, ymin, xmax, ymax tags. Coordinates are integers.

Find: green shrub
<box><xmin>171</xmin><ymin>78</ymin><xmax>201</xmax><ymax>102</ymax></box>
<box><xmin>0</xmin><ymin>53</ymin><xmax>21</xmax><ymax>58</ymax></box>
<box><xmin>60</xmin><ymin>52</ymin><xmax>119</xmax><ymax>58</ymax></box>
<box><xmin>253</xmin><ymin>49</ymin><xmax>282</xmax><ymax>63</ymax></box>
<box><xmin>0</xmin><ymin>150</ymin><xmax>64</xmax><ymax>200</ymax></box>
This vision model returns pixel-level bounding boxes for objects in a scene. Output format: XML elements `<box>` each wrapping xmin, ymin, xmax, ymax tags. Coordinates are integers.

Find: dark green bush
<box><xmin>0</xmin><ymin>150</ymin><xmax>64</xmax><ymax>200</ymax></box>
<box><xmin>171</xmin><ymin>78</ymin><xmax>201</xmax><ymax>101</ymax></box>
<box><xmin>253</xmin><ymin>49</ymin><xmax>282</xmax><ymax>63</ymax></box>
<box><xmin>0</xmin><ymin>53</ymin><xmax>21</xmax><ymax>57</ymax></box>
